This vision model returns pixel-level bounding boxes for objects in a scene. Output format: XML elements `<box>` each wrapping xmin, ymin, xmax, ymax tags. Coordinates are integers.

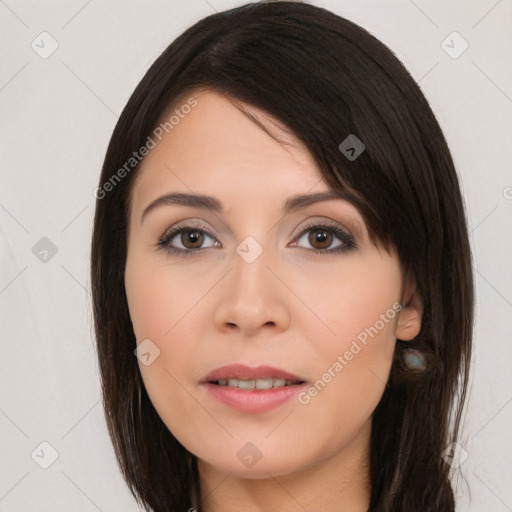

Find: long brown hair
<box><xmin>90</xmin><ymin>2</ymin><xmax>474</xmax><ymax>510</ymax></box>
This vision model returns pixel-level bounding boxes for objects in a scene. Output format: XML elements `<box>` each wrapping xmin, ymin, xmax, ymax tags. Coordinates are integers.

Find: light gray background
<box><xmin>1</xmin><ymin>0</ymin><xmax>511</xmax><ymax>510</ymax></box>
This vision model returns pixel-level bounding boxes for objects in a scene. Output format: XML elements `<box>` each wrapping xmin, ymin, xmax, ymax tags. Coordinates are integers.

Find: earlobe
<box><xmin>395</xmin><ymin>273</ymin><xmax>424</xmax><ymax>341</ymax></box>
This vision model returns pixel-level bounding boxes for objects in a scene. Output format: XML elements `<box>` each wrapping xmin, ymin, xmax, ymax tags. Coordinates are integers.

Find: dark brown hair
<box><xmin>91</xmin><ymin>1</ymin><xmax>474</xmax><ymax>510</ymax></box>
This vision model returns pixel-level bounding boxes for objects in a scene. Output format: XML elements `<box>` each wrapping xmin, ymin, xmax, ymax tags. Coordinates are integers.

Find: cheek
<box><xmin>124</xmin><ymin>254</ymin><xmax>210</xmax><ymax>424</ymax></box>
<box><xmin>295</xmin><ymin>258</ymin><xmax>400</xmax><ymax>416</ymax></box>
<box><xmin>296</xmin><ymin>319</ymin><xmax>396</xmax><ymax>447</ymax></box>
<box><xmin>297</xmin><ymin>254</ymin><xmax>401</xmax><ymax>352</ymax></box>
<box><xmin>124</xmin><ymin>252</ymin><xmax>205</xmax><ymax>340</ymax></box>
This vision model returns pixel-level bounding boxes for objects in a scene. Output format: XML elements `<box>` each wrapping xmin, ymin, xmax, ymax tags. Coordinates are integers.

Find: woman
<box><xmin>90</xmin><ymin>2</ymin><xmax>474</xmax><ymax>510</ymax></box>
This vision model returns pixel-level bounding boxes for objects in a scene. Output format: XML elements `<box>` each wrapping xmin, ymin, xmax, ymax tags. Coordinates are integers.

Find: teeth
<box><xmin>255</xmin><ymin>378</ymin><xmax>273</xmax><ymax>390</ymax></box>
<box><xmin>238</xmin><ymin>379</ymin><xmax>255</xmax><ymax>390</ymax></box>
<box><xmin>215</xmin><ymin>377</ymin><xmax>301</xmax><ymax>389</ymax></box>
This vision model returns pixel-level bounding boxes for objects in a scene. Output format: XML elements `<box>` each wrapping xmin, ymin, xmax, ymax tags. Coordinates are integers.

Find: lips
<box><xmin>200</xmin><ymin>364</ymin><xmax>308</xmax><ymax>413</ymax></box>
<box><xmin>201</xmin><ymin>364</ymin><xmax>306</xmax><ymax>384</ymax></box>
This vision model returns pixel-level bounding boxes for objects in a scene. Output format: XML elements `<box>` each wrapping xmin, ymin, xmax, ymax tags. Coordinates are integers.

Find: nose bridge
<box><xmin>213</xmin><ymin>234</ymin><xmax>290</xmax><ymax>333</ymax></box>
<box><xmin>231</xmin><ymin>234</ymin><xmax>275</xmax><ymax>306</ymax></box>
<box><xmin>235</xmin><ymin>235</ymin><xmax>266</xmax><ymax>267</ymax></box>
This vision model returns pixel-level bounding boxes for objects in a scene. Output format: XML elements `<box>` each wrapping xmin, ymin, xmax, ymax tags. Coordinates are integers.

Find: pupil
<box><xmin>182</xmin><ymin>229</ymin><xmax>203</xmax><ymax>248</ymax></box>
<box><xmin>310</xmin><ymin>229</ymin><xmax>331</xmax><ymax>249</ymax></box>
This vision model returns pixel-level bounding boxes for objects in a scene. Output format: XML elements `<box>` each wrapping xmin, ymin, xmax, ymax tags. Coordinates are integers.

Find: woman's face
<box><xmin>124</xmin><ymin>89</ymin><xmax>422</xmax><ymax>480</ymax></box>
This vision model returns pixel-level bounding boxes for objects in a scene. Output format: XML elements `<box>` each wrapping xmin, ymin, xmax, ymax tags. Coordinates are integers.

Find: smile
<box><xmin>213</xmin><ymin>377</ymin><xmax>303</xmax><ymax>389</ymax></box>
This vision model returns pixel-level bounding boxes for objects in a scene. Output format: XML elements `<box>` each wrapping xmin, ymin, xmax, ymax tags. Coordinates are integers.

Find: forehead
<box><xmin>130</xmin><ymin>89</ymin><xmax>326</xmax><ymax>211</ymax></box>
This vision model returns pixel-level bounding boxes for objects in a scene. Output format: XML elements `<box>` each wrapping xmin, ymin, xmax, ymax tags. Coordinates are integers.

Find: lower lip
<box><xmin>202</xmin><ymin>382</ymin><xmax>307</xmax><ymax>413</ymax></box>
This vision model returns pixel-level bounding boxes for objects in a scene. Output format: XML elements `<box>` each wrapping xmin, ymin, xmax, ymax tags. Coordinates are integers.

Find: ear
<box><xmin>395</xmin><ymin>271</ymin><xmax>424</xmax><ymax>341</ymax></box>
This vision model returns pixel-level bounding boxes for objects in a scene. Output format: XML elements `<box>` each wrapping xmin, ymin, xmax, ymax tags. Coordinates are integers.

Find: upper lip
<box><xmin>201</xmin><ymin>364</ymin><xmax>306</xmax><ymax>383</ymax></box>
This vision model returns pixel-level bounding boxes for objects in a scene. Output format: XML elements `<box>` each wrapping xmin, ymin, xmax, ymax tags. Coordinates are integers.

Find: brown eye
<box><xmin>158</xmin><ymin>224</ymin><xmax>219</xmax><ymax>254</ymax></box>
<box><xmin>293</xmin><ymin>221</ymin><xmax>356</xmax><ymax>254</ymax></box>
<box><xmin>180</xmin><ymin>229</ymin><xmax>204</xmax><ymax>249</ymax></box>
<box><xmin>308</xmin><ymin>228</ymin><xmax>332</xmax><ymax>249</ymax></box>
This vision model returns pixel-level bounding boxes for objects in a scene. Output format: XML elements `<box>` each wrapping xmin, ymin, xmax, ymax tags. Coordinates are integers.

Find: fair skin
<box><xmin>124</xmin><ymin>89</ymin><xmax>423</xmax><ymax>512</ymax></box>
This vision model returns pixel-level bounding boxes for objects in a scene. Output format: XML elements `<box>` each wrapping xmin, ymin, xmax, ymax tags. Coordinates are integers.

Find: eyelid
<box><xmin>290</xmin><ymin>216</ymin><xmax>354</xmax><ymax>241</ymax></box>
<box><xmin>160</xmin><ymin>219</ymin><xmax>219</xmax><ymax>241</ymax></box>
<box><xmin>290</xmin><ymin>218</ymin><xmax>357</xmax><ymax>252</ymax></box>
<box><xmin>161</xmin><ymin>218</ymin><xmax>219</xmax><ymax>239</ymax></box>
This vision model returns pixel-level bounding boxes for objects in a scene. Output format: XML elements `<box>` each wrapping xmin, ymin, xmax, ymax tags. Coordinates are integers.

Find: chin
<box><xmin>195</xmin><ymin>442</ymin><xmax>316</xmax><ymax>480</ymax></box>
<box><xmin>207</xmin><ymin>459</ymin><xmax>300</xmax><ymax>479</ymax></box>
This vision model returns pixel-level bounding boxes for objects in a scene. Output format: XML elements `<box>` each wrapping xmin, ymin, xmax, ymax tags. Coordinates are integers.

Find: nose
<box><xmin>213</xmin><ymin>240</ymin><xmax>291</xmax><ymax>337</ymax></box>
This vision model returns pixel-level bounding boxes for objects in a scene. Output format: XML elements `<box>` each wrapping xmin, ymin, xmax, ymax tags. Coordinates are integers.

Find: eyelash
<box><xmin>157</xmin><ymin>219</ymin><xmax>357</xmax><ymax>256</ymax></box>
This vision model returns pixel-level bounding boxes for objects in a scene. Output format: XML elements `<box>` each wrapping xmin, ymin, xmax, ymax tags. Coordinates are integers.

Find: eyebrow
<box><xmin>140</xmin><ymin>190</ymin><xmax>348</xmax><ymax>224</ymax></box>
